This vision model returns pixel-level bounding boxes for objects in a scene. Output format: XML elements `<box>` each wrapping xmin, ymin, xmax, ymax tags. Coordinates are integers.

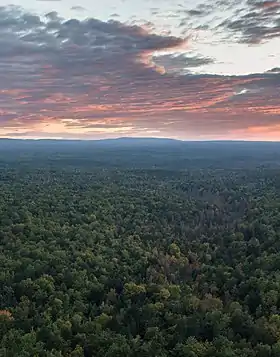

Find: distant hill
<box><xmin>1</xmin><ymin>137</ymin><xmax>280</xmax><ymax>170</ymax></box>
<box><xmin>1</xmin><ymin>137</ymin><xmax>280</xmax><ymax>145</ymax></box>
<box><xmin>0</xmin><ymin>137</ymin><xmax>181</xmax><ymax>147</ymax></box>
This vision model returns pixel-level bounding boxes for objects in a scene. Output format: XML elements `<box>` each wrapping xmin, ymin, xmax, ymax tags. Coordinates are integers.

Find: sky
<box><xmin>0</xmin><ymin>0</ymin><xmax>280</xmax><ymax>140</ymax></box>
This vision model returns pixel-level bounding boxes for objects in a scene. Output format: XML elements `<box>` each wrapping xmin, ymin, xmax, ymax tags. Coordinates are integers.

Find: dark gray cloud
<box><xmin>0</xmin><ymin>5</ymin><xmax>186</xmax><ymax>72</ymax></box>
<box><xmin>152</xmin><ymin>53</ymin><xmax>214</xmax><ymax>73</ymax></box>
<box><xmin>71</xmin><ymin>6</ymin><xmax>86</xmax><ymax>12</ymax></box>
<box><xmin>177</xmin><ymin>3</ymin><xmax>213</xmax><ymax>18</ymax></box>
<box><xmin>267</xmin><ymin>67</ymin><xmax>280</xmax><ymax>72</ymax></box>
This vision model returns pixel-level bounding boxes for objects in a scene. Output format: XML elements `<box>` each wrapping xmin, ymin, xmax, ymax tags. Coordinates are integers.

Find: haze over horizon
<box><xmin>1</xmin><ymin>0</ymin><xmax>280</xmax><ymax>141</ymax></box>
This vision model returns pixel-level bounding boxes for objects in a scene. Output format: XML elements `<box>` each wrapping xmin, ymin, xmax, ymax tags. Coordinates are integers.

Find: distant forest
<box><xmin>2</xmin><ymin>139</ymin><xmax>280</xmax><ymax>356</ymax></box>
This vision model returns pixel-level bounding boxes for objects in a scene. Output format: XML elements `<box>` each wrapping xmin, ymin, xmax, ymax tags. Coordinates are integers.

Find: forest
<box><xmin>2</xmin><ymin>139</ymin><xmax>280</xmax><ymax>356</ymax></box>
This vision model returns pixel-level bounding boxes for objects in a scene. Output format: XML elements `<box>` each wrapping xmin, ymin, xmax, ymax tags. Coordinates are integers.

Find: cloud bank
<box><xmin>0</xmin><ymin>5</ymin><xmax>280</xmax><ymax>140</ymax></box>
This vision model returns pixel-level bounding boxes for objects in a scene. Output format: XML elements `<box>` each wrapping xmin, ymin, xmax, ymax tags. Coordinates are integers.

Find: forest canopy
<box><xmin>1</xmin><ymin>139</ymin><xmax>280</xmax><ymax>356</ymax></box>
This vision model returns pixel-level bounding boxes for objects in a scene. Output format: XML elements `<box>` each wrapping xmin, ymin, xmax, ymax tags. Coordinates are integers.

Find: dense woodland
<box><xmin>2</xmin><ymin>139</ymin><xmax>280</xmax><ymax>356</ymax></box>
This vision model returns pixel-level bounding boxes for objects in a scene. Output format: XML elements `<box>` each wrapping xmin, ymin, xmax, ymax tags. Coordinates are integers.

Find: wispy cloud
<box><xmin>218</xmin><ymin>0</ymin><xmax>280</xmax><ymax>44</ymax></box>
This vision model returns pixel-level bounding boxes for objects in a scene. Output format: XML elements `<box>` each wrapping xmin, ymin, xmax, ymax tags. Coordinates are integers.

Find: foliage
<box><xmin>1</xmin><ymin>141</ymin><xmax>280</xmax><ymax>356</ymax></box>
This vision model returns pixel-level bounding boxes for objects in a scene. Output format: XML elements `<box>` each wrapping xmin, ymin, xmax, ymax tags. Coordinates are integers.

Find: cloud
<box><xmin>219</xmin><ymin>0</ymin><xmax>280</xmax><ymax>43</ymax></box>
<box><xmin>267</xmin><ymin>67</ymin><xmax>280</xmax><ymax>73</ymax></box>
<box><xmin>71</xmin><ymin>6</ymin><xmax>86</xmax><ymax>12</ymax></box>
<box><xmin>250</xmin><ymin>0</ymin><xmax>280</xmax><ymax>10</ymax></box>
<box><xmin>0</xmin><ymin>5</ymin><xmax>280</xmax><ymax>140</ymax></box>
<box><xmin>152</xmin><ymin>53</ymin><xmax>214</xmax><ymax>73</ymax></box>
<box><xmin>174</xmin><ymin>0</ymin><xmax>280</xmax><ymax>45</ymax></box>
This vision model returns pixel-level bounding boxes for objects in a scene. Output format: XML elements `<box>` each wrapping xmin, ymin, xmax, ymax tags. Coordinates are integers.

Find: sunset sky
<box><xmin>1</xmin><ymin>0</ymin><xmax>280</xmax><ymax>140</ymax></box>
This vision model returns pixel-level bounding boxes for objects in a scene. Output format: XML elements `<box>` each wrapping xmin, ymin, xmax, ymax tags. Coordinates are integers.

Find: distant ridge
<box><xmin>0</xmin><ymin>137</ymin><xmax>183</xmax><ymax>147</ymax></box>
<box><xmin>0</xmin><ymin>137</ymin><xmax>280</xmax><ymax>145</ymax></box>
<box><xmin>0</xmin><ymin>137</ymin><xmax>181</xmax><ymax>142</ymax></box>
<box><xmin>0</xmin><ymin>137</ymin><xmax>180</xmax><ymax>142</ymax></box>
